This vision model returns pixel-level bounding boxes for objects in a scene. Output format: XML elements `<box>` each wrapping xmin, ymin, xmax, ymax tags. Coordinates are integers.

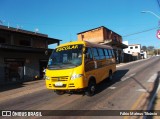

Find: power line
<box><xmin>122</xmin><ymin>27</ymin><xmax>159</xmax><ymax>37</ymax></box>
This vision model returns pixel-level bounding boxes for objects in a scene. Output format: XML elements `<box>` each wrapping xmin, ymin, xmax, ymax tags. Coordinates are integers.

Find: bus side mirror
<box><xmin>85</xmin><ymin>53</ymin><xmax>90</xmax><ymax>59</ymax></box>
<box><xmin>83</xmin><ymin>48</ymin><xmax>88</xmax><ymax>54</ymax></box>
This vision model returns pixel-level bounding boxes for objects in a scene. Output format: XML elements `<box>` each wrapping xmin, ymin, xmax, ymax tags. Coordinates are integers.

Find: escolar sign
<box><xmin>56</xmin><ymin>45</ymin><xmax>78</xmax><ymax>52</ymax></box>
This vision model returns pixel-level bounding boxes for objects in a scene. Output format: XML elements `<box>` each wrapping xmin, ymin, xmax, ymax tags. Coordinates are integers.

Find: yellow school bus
<box><xmin>45</xmin><ymin>41</ymin><xmax>116</xmax><ymax>96</ymax></box>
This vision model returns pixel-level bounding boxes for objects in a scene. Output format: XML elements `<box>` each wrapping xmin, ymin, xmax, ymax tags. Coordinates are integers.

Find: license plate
<box><xmin>55</xmin><ymin>82</ymin><xmax>63</xmax><ymax>86</ymax></box>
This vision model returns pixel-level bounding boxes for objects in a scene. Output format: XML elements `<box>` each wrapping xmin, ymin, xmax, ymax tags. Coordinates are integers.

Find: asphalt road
<box><xmin>0</xmin><ymin>56</ymin><xmax>160</xmax><ymax>119</ymax></box>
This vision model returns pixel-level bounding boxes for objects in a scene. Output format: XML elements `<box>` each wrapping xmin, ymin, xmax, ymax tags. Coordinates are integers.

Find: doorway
<box><xmin>4</xmin><ymin>59</ymin><xmax>24</xmax><ymax>82</ymax></box>
<box><xmin>39</xmin><ymin>60</ymin><xmax>48</xmax><ymax>78</ymax></box>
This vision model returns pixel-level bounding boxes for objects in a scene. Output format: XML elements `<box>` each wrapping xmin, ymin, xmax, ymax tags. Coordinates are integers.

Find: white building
<box><xmin>123</xmin><ymin>44</ymin><xmax>141</xmax><ymax>54</ymax></box>
<box><xmin>123</xmin><ymin>41</ymin><xmax>147</xmax><ymax>59</ymax></box>
<box><xmin>123</xmin><ymin>41</ymin><xmax>142</xmax><ymax>60</ymax></box>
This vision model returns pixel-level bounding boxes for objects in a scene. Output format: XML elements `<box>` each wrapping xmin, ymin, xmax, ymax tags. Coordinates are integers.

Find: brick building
<box><xmin>77</xmin><ymin>26</ymin><xmax>127</xmax><ymax>63</ymax></box>
<box><xmin>0</xmin><ymin>25</ymin><xmax>61</xmax><ymax>84</ymax></box>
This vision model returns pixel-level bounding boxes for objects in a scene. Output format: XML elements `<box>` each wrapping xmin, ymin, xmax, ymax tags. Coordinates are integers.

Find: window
<box><xmin>130</xmin><ymin>47</ymin><xmax>133</xmax><ymax>49</ymax></box>
<box><xmin>110</xmin><ymin>49</ymin><xmax>115</xmax><ymax>57</ymax></box>
<box><xmin>135</xmin><ymin>46</ymin><xmax>138</xmax><ymax>49</ymax></box>
<box><xmin>104</xmin><ymin>49</ymin><xmax>110</xmax><ymax>59</ymax></box>
<box><xmin>0</xmin><ymin>37</ymin><xmax>6</xmax><ymax>44</ymax></box>
<box><xmin>85</xmin><ymin>47</ymin><xmax>94</xmax><ymax>72</ymax></box>
<box><xmin>97</xmin><ymin>48</ymin><xmax>105</xmax><ymax>60</ymax></box>
<box><xmin>92</xmin><ymin>48</ymin><xmax>99</xmax><ymax>60</ymax></box>
<box><xmin>108</xmin><ymin>49</ymin><xmax>112</xmax><ymax>58</ymax></box>
<box><xmin>85</xmin><ymin>47</ymin><xmax>93</xmax><ymax>60</ymax></box>
<box><xmin>48</xmin><ymin>45</ymin><xmax>83</xmax><ymax>69</ymax></box>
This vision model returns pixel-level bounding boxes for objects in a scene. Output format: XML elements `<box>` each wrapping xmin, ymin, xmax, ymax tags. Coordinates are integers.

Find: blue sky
<box><xmin>1</xmin><ymin>0</ymin><xmax>160</xmax><ymax>48</ymax></box>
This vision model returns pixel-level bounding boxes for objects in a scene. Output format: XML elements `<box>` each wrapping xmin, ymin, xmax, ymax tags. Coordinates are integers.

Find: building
<box><xmin>77</xmin><ymin>26</ymin><xmax>128</xmax><ymax>63</ymax></box>
<box><xmin>140</xmin><ymin>50</ymin><xmax>147</xmax><ymax>59</ymax></box>
<box><xmin>0</xmin><ymin>25</ymin><xmax>61</xmax><ymax>84</ymax></box>
<box><xmin>123</xmin><ymin>44</ymin><xmax>141</xmax><ymax>60</ymax></box>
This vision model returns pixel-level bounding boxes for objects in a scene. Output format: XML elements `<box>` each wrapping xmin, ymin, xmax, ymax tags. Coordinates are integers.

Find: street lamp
<box><xmin>141</xmin><ymin>10</ymin><xmax>160</xmax><ymax>56</ymax></box>
<box><xmin>141</xmin><ymin>11</ymin><xmax>160</xmax><ymax>19</ymax></box>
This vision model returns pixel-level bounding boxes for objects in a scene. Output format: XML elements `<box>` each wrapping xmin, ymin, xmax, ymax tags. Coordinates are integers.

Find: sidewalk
<box><xmin>0</xmin><ymin>79</ymin><xmax>46</xmax><ymax>103</ymax></box>
<box><xmin>154</xmin><ymin>89</ymin><xmax>160</xmax><ymax>110</ymax></box>
<box><xmin>153</xmin><ymin>87</ymin><xmax>160</xmax><ymax>119</ymax></box>
<box><xmin>116</xmin><ymin>59</ymin><xmax>160</xmax><ymax>118</ymax></box>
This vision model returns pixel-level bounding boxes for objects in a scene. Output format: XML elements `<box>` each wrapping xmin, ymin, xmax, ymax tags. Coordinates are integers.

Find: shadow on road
<box><xmin>0</xmin><ymin>82</ymin><xmax>24</xmax><ymax>92</ymax></box>
<box><xmin>95</xmin><ymin>69</ymin><xmax>129</xmax><ymax>95</ymax></box>
<box><xmin>0</xmin><ymin>79</ymin><xmax>42</xmax><ymax>92</ymax></box>
<box><xmin>63</xmin><ymin>69</ymin><xmax>129</xmax><ymax>96</ymax></box>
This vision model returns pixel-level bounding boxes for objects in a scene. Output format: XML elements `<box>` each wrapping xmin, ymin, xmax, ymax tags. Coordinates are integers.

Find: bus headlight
<box><xmin>45</xmin><ymin>76</ymin><xmax>50</xmax><ymax>80</ymax></box>
<box><xmin>71</xmin><ymin>74</ymin><xmax>83</xmax><ymax>80</ymax></box>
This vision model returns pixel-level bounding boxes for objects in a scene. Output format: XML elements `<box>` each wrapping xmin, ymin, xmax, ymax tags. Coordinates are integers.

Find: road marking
<box><xmin>121</xmin><ymin>73</ymin><xmax>136</xmax><ymax>81</ymax></box>
<box><xmin>108</xmin><ymin>86</ymin><xmax>116</xmax><ymax>89</ymax></box>
<box><xmin>124</xmin><ymin>92</ymin><xmax>146</xmax><ymax>119</ymax></box>
<box><xmin>136</xmin><ymin>89</ymin><xmax>147</xmax><ymax>92</ymax></box>
<box><xmin>147</xmin><ymin>73</ymin><xmax>157</xmax><ymax>83</ymax></box>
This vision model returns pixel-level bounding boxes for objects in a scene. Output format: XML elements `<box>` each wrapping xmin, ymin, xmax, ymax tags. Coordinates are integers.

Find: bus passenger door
<box><xmin>84</xmin><ymin>47</ymin><xmax>95</xmax><ymax>85</ymax></box>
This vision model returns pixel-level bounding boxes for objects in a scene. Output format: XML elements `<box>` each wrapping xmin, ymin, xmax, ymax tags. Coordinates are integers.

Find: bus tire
<box><xmin>55</xmin><ymin>90</ymin><xmax>65</xmax><ymax>95</ymax></box>
<box><xmin>108</xmin><ymin>70</ymin><xmax>113</xmax><ymax>81</ymax></box>
<box><xmin>85</xmin><ymin>79</ymin><xmax>96</xmax><ymax>96</ymax></box>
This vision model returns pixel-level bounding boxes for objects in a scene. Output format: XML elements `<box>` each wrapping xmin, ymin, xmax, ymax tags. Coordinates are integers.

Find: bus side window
<box><xmin>92</xmin><ymin>48</ymin><xmax>99</xmax><ymax>60</ymax></box>
<box><xmin>104</xmin><ymin>49</ymin><xmax>110</xmax><ymax>59</ymax></box>
<box><xmin>85</xmin><ymin>47</ymin><xmax>93</xmax><ymax>62</ymax></box>
<box><xmin>108</xmin><ymin>49</ymin><xmax>112</xmax><ymax>58</ymax></box>
<box><xmin>97</xmin><ymin>48</ymin><xmax>105</xmax><ymax>60</ymax></box>
<box><xmin>111</xmin><ymin>49</ymin><xmax>115</xmax><ymax>58</ymax></box>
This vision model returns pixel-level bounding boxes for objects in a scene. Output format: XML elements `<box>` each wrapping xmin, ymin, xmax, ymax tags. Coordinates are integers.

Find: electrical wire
<box><xmin>122</xmin><ymin>27</ymin><xmax>159</xmax><ymax>37</ymax></box>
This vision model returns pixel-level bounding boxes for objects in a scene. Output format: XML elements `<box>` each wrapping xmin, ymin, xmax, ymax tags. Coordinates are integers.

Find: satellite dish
<box><xmin>35</xmin><ymin>28</ymin><xmax>39</xmax><ymax>33</ymax></box>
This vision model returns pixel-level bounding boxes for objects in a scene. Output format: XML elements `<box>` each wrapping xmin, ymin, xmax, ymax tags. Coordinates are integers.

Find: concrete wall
<box><xmin>0</xmin><ymin>31</ymin><xmax>47</xmax><ymax>49</ymax></box>
<box><xmin>0</xmin><ymin>50</ymin><xmax>49</xmax><ymax>84</ymax></box>
<box><xmin>77</xmin><ymin>27</ymin><xmax>122</xmax><ymax>43</ymax></box>
<box><xmin>78</xmin><ymin>27</ymin><xmax>104</xmax><ymax>43</ymax></box>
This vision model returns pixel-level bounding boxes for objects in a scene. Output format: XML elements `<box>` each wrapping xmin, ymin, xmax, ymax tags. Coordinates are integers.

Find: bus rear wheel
<box><xmin>85</xmin><ymin>80</ymin><xmax>96</xmax><ymax>96</ymax></box>
<box><xmin>55</xmin><ymin>90</ymin><xmax>65</xmax><ymax>95</ymax></box>
<box><xmin>108</xmin><ymin>71</ymin><xmax>113</xmax><ymax>81</ymax></box>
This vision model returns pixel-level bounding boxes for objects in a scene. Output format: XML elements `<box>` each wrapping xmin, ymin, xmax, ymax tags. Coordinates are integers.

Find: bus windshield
<box><xmin>48</xmin><ymin>44</ymin><xmax>83</xmax><ymax>69</ymax></box>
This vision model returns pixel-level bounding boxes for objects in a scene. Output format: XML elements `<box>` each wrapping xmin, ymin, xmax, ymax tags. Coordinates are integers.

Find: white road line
<box><xmin>147</xmin><ymin>73</ymin><xmax>158</xmax><ymax>83</ymax></box>
<box><xmin>108</xmin><ymin>86</ymin><xmax>116</xmax><ymax>89</ymax></box>
<box><xmin>136</xmin><ymin>89</ymin><xmax>147</xmax><ymax>92</ymax></box>
<box><xmin>121</xmin><ymin>73</ymin><xmax>136</xmax><ymax>81</ymax></box>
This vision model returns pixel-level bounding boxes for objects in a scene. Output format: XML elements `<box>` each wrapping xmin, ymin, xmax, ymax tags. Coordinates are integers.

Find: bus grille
<box><xmin>51</xmin><ymin>76</ymin><xmax>69</xmax><ymax>81</ymax></box>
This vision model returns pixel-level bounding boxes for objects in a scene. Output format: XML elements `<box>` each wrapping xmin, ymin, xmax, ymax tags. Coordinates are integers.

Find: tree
<box><xmin>146</xmin><ymin>46</ymin><xmax>155</xmax><ymax>56</ymax></box>
<box><xmin>154</xmin><ymin>49</ymin><xmax>160</xmax><ymax>55</ymax></box>
<box><xmin>147</xmin><ymin>46</ymin><xmax>155</xmax><ymax>51</ymax></box>
<box><xmin>141</xmin><ymin>46</ymin><xmax>147</xmax><ymax>51</ymax></box>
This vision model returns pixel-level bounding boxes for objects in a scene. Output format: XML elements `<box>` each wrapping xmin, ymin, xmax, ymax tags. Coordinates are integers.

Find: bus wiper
<box><xmin>48</xmin><ymin>64</ymin><xmax>62</xmax><ymax>69</ymax></box>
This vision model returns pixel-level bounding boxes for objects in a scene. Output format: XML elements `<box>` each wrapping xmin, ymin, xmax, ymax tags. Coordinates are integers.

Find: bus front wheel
<box><xmin>55</xmin><ymin>90</ymin><xmax>65</xmax><ymax>95</ymax></box>
<box><xmin>85</xmin><ymin>80</ymin><xmax>96</xmax><ymax>96</ymax></box>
